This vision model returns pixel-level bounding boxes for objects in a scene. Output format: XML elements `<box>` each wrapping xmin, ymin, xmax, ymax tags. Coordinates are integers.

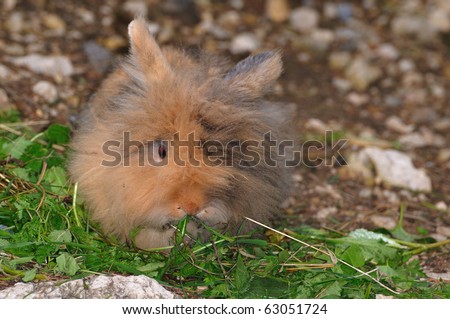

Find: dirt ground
<box><xmin>1</xmin><ymin>0</ymin><xmax>449</xmax><ymax>276</ymax></box>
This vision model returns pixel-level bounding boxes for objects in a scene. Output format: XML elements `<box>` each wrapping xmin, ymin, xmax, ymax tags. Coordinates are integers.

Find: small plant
<box><xmin>0</xmin><ymin>109</ymin><xmax>449</xmax><ymax>298</ymax></box>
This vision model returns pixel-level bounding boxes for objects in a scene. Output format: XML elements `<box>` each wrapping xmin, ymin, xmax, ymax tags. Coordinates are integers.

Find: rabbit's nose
<box><xmin>177</xmin><ymin>203</ymin><xmax>200</xmax><ymax>216</ymax></box>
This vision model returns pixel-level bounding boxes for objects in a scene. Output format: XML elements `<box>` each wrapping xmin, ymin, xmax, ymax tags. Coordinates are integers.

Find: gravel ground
<box><xmin>1</xmin><ymin>0</ymin><xmax>449</xmax><ymax>277</ymax></box>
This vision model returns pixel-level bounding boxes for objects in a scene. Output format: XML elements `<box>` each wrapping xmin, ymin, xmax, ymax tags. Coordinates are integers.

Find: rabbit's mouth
<box><xmin>155</xmin><ymin>201</ymin><xmax>231</xmax><ymax>234</ymax></box>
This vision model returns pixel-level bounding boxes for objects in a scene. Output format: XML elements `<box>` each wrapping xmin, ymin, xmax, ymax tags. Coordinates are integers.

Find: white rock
<box><xmin>364</xmin><ymin>147</ymin><xmax>432</xmax><ymax>192</ymax></box>
<box><xmin>9</xmin><ymin>54</ymin><xmax>74</xmax><ymax>77</ymax></box>
<box><xmin>290</xmin><ymin>7</ymin><xmax>319</xmax><ymax>33</ymax></box>
<box><xmin>32</xmin><ymin>81</ymin><xmax>58</xmax><ymax>103</ymax></box>
<box><xmin>345</xmin><ymin>57</ymin><xmax>382</xmax><ymax>91</ymax></box>
<box><xmin>229</xmin><ymin>33</ymin><xmax>260</xmax><ymax>54</ymax></box>
<box><xmin>0</xmin><ymin>275</ymin><xmax>177</xmax><ymax>299</ymax></box>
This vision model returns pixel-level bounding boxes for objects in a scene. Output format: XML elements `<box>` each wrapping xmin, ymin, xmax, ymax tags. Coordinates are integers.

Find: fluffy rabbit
<box><xmin>69</xmin><ymin>18</ymin><xmax>293</xmax><ymax>249</ymax></box>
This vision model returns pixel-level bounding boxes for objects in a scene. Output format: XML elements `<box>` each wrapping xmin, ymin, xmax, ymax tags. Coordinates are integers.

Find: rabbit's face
<box><xmin>70</xmin><ymin>18</ymin><xmax>290</xmax><ymax>248</ymax></box>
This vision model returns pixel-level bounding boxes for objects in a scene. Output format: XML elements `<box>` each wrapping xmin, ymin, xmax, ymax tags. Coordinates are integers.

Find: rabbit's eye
<box><xmin>158</xmin><ymin>144</ymin><xmax>167</xmax><ymax>159</ymax></box>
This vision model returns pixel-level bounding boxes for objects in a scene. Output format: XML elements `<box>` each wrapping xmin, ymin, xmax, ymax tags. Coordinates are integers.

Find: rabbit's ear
<box><xmin>128</xmin><ymin>18</ymin><xmax>172</xmax><ymax>80</ymax></box>
<box><xmin>224</xmin><ymin>51</ymin><xmax>282</xmax><ymax>98</ymax></box>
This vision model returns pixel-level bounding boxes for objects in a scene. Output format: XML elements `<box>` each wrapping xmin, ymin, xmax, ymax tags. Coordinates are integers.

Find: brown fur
<box><xmin>69</xmin><ymin>18</ymin><xmax>293</xmax><ymax>249</ymax></box>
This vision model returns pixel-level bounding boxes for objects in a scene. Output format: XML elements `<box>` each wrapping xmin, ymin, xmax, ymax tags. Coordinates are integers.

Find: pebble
<box><xmin>122</xmin><ymin>0</ymin><xmax>148</xmax><ymax>17</ymax></box>
<box><xmin>3</xmin><ymin>0</ymin><xmax>17</xmax><ymax>11</ymax></box>
<box><xmin>437</xmin><ymin>149</ymin><xmax>450</xmax><ymax>163</ymax></box>
<box><xmin>42</xmin><ymin>13</ymin><xmax>66</xmax><ymax>33</ymax></box>
<box><xmin>370</xmin><ymin>215</ymin><xmax>396</xmax><ymax>229</ymax></box>
<box><xmin>336</xmin><ymin>3</ymin><xmax>353</xmax><ymax>22</ymax></box>
<box><xmin>436</xmin><ymin>226</ymin><xmax>450</xmax><ymax>237</ymax></box>
<box><xmin>346</xmin><ymin>92</ymin><xmax>370</xmax><ymax>106</ymax></box>
<box><xmin>391</xmin><ymin>15</ymin><xmax>424</xmax><ymax>36</ymax></box>
<box><xmin>32</xmin><ymin>81</ymin><xmax>58</xmax><ymax>103</ymax></box>
<box><xmin>0</xmin><ymin>64</ymin><xmax>15</xmax><ymax>80</ymax></box>
<box><xmin>381</xmin><ymin>189</ymin><xmax>400</xmax><ymax>204</ymax></box>
<box><xmin>83</xmin><ymin>41</ymin><xmax>113</xmax><ymax>73</ymax></box>
<box><xmin>435</xmin><ymin>201</ymin><xmax>448</xmax><ymax>212</ymax></box>
<box><xmin>304</xmin><ymin>118</ymin><xmax>330</xmax><ymax>132</ymax></box>
<box><xmin>385</xmin><ymin>116</ymin><xmax>414</xmax><ymax>134</ymax></box>
<box><xmin>290</xmin><ymin>7</ymin><xmax>319</xmax><ymax>33</ymax></box>
<box><xmin>428</xmin><ymin>9</ymin><xmax>450</xmax><ymax>32</ymax></box>
<box><xmin>77</xmin><ymin>8</ymin><xmax>95</xmax><ymax>24</ymax></box>
<box><xmin>398</xmin><ymin>129</ymin><xmax>445</xmax><ymax>149</ymax></box>
<box><xmin>332</xmin><ymin>77</ymin><xmax>352</xmax><ymax>92</ymax></box>
<box><xmin>229</xmin><ymin>0</ymin><xmax>244</xmax><ymax>10</ymax></box>
<box><xmin>317</xmin><ymin>206</ymin><xmax>338</xmax><ymax>220</ymax></box>
<box><xmin>358</xmin><ymin>188</ymin><xmax>372</xmax><ymax>198</ymax></box>
<box><xmin>309</xmin><ymin>29</ymin><xmax>335</xmax><ymax>51</ymax></box>
<box><xmin>218</xmin><ymin>11</ymin><xmax>241</xmax><ymax>30</ymax></box>
<box><xmin>376</xmin><ymin>43</ymin><xmax>399</xmax><ymax>60</ymax></box>
<box><xmin>9</xmin><ymin>54</ymin><xmax>74</xmax><ymax>77</ymax></box>
<box><xmin>345</xmin><ymin>57</ymin><xmax>382</xmax><ymax>91</ymax></box>
<box><xmin>398</xmin><ymin>58</ymin><xmax>416</xmax><ymax>72</ymax></box>
<box><xmin>384</xmin><ymin>95</ymin><xmax>402</xmax><ymax>108</ymax></box>
<box><xmin>6</xmin><ymin>11</ymin><xmax>23</xmax><ymax>33</ymax></box>
<box><xmin>229</xmin><ymin>32</ymin><xmax>260</xmax><ymax>54</ymax></box>
<box><xmin>410</xmin><ymin>108</ymin><xmax>438</xmax><ymax>124</ymax></box>
<box><xmin>329</xmin><ymin>51</ymin><xmax>352</xmax><ymax>70</ymax></box>
<box><xmin>199</xmin><ymin>15</ymin><xmax>230</xmax><ymax>40</ymax></box>
<box><xmin>265</xmin><ymin>0</ymin><xmax>290</xmax><ymax>23</ymax></box>
<box><xmin>324</xmin><ymin>3</ymin><xmax>338</xmax><ymax>19</ymax></box>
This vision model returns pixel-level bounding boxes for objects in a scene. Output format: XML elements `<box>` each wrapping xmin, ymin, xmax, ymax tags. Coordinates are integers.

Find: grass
<box><xmin>0</xmin><ymin>108</ymin><xmax>449</xmax><ymax>298</ymax></box>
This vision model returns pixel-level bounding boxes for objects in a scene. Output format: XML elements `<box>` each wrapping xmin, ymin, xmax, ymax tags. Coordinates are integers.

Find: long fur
<box><xmin>69</xmin><ymin>18</ymin><xmax>293</xmax><ymax>249</ymax></box>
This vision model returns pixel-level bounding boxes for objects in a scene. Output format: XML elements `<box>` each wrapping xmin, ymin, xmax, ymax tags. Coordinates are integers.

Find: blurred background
<box><xmin>0</xmin><ymin>0</ymin><xmax>449</xmax><ymax>270</ymax></box>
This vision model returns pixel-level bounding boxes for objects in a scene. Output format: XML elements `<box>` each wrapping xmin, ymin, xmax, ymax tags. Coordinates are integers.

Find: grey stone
<box><xmin>0</xmin><ymin>275</ymin><xmax>177</xmax><ymax>299</ymax></box>
<box><xmin>9</xmin><ymin>54</ymin><xmax>74</xmax><ymax>77</ymax></box>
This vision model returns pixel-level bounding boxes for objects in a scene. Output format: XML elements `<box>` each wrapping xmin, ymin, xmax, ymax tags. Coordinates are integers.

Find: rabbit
<box><xmin>69</xmin><ymin>18</ymin><xmax>294</xmax><ymax>249</ymax></box>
